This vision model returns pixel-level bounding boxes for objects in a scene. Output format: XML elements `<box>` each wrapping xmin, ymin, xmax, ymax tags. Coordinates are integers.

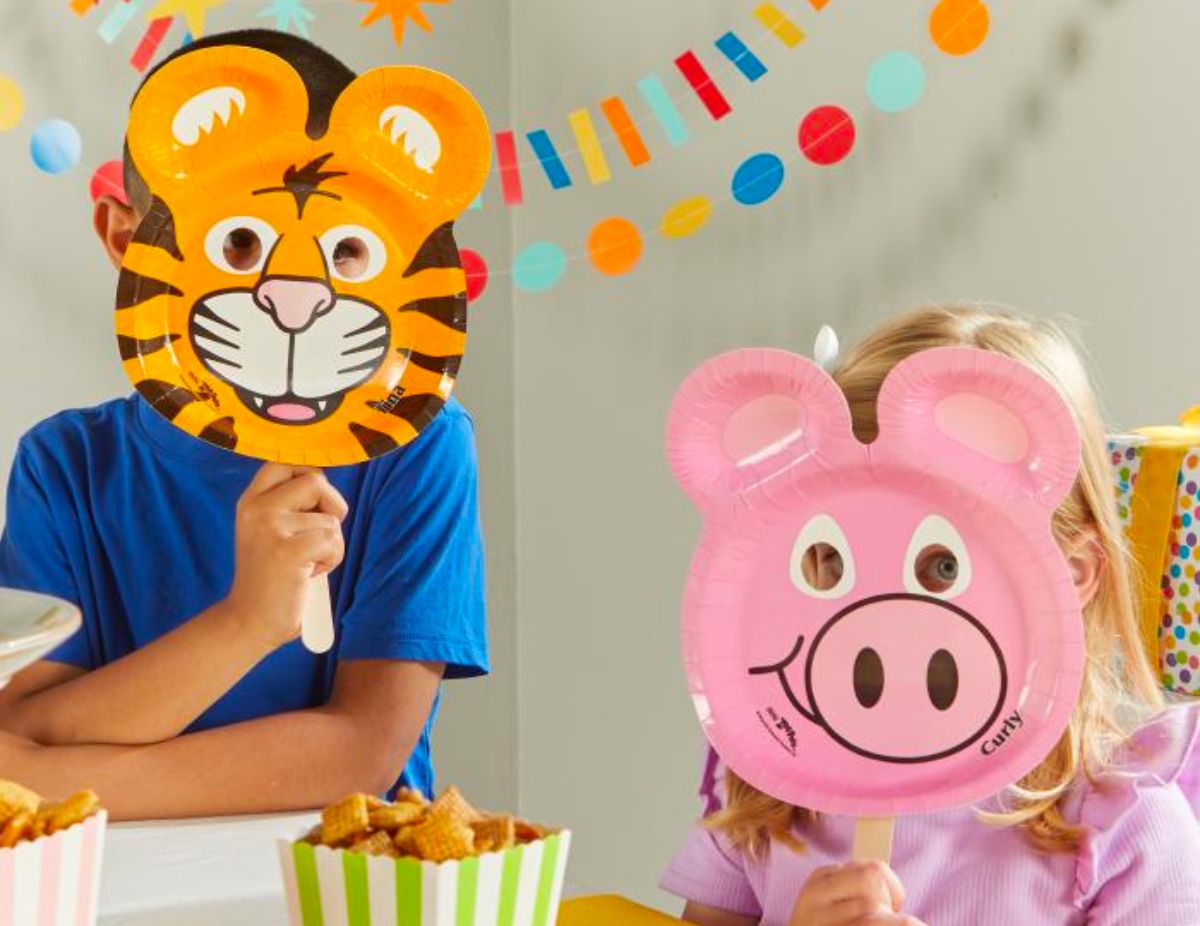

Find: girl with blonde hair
<box><xmin>661</xmin><ymin>304</ymin><xmax>1200</xmax><ymax>926</ymax></box>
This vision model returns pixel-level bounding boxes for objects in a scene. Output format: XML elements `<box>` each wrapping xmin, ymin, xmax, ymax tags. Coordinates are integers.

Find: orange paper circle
<box><xmin>929</xmin><ymin>0</ymin><xmax>989</xmax><ymax>56</ymax></box>
<box><xmin>588</xmin><ymin>217</ymin><xmax>643</xmax><ymax>276</ymax></box>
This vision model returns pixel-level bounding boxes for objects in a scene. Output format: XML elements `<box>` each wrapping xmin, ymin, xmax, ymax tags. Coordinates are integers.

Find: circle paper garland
<box><xmin>867</xmin><ymin>51</ymin><xmax>926</xmax><ymax>113</ymax></box>
<box><xmin>661</xmin><ymin>196</ymin><xmax>713</xmax><ymax>239</ymax></box>
<box><xmin>732</xmin><ymin>153</ymin><xmax>786</xmax><ymax>205</ymax></box>
<box><xmin>799</xmin><ymin>105</ymin><xmax>856</xmax><ymax>165</ymax></box>
<box><xmin>89</xmin><ymin>159</ymin><xmax>126</xmax><ymax>203</ymax></box>
<box><xmin>30</xmin><ymin>119</ymin><xmax>82</xmax><ymax>175</ymax></box>
<box><xmin>41</xmin><ymin>0</ymin><xmax>990</xmax><ymax>294</ymax></box>
<box><xmin>460</xmin><ymin>248</ymin><xmax>489</xmax><ymax>302</ymax></box>
<box><xmin>930</xmin><ymin>0</ymin><xmax>990</xmax><ymax>56</ymax></box>
<box><xmin>0</xmin><ymin>75</ymin><xmax>24</xmax><ymax>132</ymax></box>
<box><xmin>588</xmin><ymin>217</ymin><xmax>643</xmax><ymax>276</ymax></box>
<box><xmin>513</xmin><ymin>242</ymin><xmax>568</xmax><ymax>293</ymax></box>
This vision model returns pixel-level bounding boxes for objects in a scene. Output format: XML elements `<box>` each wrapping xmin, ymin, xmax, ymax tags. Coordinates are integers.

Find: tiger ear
<box><xmin>326</xmin><ymin>66</ymin><xmax>492</xmax><ymax>218</ymax></box>
<box><xmin>127</xmin><ymin>46</ymin><xmax>312</xmax><ymax>193</ymax></box>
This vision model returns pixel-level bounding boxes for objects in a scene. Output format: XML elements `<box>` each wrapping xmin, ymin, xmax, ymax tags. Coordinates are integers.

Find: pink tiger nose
<box><xmin>254</xmin><ymin>278</ymin><xmax>335</xmax><ymax>332</ymax></box>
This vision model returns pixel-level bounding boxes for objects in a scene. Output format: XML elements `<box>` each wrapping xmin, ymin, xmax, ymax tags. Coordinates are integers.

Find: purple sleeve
<box><xmin>659</xmin><ymin>822</ymin><xmax>763</xmax><ymax>918</ymax></box>
<box><xmin>660</xmin><ymin>747</ymin><xmax>762</xmax><ymax>917</ymax></box>
<box><xmin>1076</xmin><ymin>705</ymin><xmax>1200</xmax><ymax>923</ymax></box>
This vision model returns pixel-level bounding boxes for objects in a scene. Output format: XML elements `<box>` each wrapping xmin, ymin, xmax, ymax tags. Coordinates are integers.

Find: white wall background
<box><xmin>2</xmin><ymin>0</ymin><xmax>1199</xmax><ymax>914</ymax></box>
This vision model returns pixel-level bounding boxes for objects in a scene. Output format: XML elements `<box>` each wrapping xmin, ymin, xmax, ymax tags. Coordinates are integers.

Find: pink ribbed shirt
<box><xmin>661</xmin><ymin>707</ymin><xmax>1200</xmax><ymax>925</ymax></box>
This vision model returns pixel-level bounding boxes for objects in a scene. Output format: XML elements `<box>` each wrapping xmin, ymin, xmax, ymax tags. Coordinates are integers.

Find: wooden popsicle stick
<box><xmin>851</xmin><ymin>816</ymin><xmax>895</xmax><ymax>865</ymax></box>
<box><xmin>301</xmin><ymin>572</ymin><xmax>334</xmax><ymax>654</ymax></box>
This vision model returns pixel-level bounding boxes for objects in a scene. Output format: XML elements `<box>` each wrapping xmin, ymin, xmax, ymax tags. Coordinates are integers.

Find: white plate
<box><xmin>0</xmin><ymin>588</ymin><xmax>81</xmax><ymax>687</ymax></box>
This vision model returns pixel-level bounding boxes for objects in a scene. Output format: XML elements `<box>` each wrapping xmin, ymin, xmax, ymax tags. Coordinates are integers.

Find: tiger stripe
<box><xmin>400</xmin><ymin>267</ymin><xmax>468</xmax><ymax>302</ymax></box>
<box><xmin>122</xmin><ymin>241</ymin><xmax>190</xmax><ymax>283</ymax></box>
<box><xmin>134</xmin><ymin>380</ymin><xmax>196</xmax><ymax>420</ymax></box>
<box><xmin>370</xmin><ymin>394</ymin><xmax>446</xmax><ymax>432</ymax></box>
<box><xmin>117</xmin><ymin>333</ymin><xmax>179</xmax><ymax>361</ymax></box>
<box><xmin>116</xmin><ymin>270</ymin><xmax>183</xmax><ymax>311</ymax></box>
<box><xmin>405</xmin><ymin>350</ymin><xmax>463</xmax><ymax>377</ymax></box>
<box><xmin>398</xmin><ymin>295</ymin><xmax>467</xmax><ymax>334</ymax></box>
<box><xmin>348</xmin><ymin>422</ymin><xmax>399</xmax><ymax>459</ymax></box>
<box><xmin>403</xmin><ymin>222</ymin><xmax>459</xmax><ymax>277</ymax></box>
<box><xmin>133</xmin><ymin>196</ymin><xmax>185</xmax><ymax>261</ymax></box>
<box><xmin>198</xmin><ymin>416</ymin><xmax>238</xmax><ymax>451</ymax></box>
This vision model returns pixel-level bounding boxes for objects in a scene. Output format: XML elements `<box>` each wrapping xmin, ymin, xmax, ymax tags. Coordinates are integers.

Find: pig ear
<box><xmin>875</xmin><ymin>347</ymin><xmax>1081</xmax><ymax>510</ymax></box>
<box><xmin>666</xmin><ymin>348</ymin><xmax>855</xmax><ymax>512</ymax></box>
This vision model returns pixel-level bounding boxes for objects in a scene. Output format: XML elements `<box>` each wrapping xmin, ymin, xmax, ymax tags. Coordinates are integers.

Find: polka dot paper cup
<box><xmin>1109</xmin><ymin>429</ymin><xmax>1200</xmax><ymax>695</ymax></box>
<box><xmin>277</xmin><ymin>829</ymin><xmax>571</xmax><ymax>926</ymax></box>
<box><xmin>0</xmin><ymin>812</ymin><xmax>107</xmax><ymax>926</ymax></box>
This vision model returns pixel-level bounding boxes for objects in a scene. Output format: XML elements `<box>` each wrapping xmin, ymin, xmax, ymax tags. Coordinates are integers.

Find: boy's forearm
<box><xmin>0</xmin><ymin>600</ymin><xmax>276</xmax><ymax>746</ymax></box>
<box><xmin>5</xmin><ymin>703</ymin><xmax>406</xmax><ymax>820</ymax></box>
<box><xmin>2</xmin><ymin>660</ymin><xmax>441</xmax><ymax>820</ymax></box>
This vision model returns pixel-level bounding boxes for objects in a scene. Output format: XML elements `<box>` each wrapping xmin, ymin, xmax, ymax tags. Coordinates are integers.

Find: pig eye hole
<box><xmin>853</xmin><ymin>647</ymin><xmax>884</xmax><ymax>708</ymax></box>
<box><xmin>791</xmin><ymin>515</ymin><xmax>856</xmax><ymax>599</ymax></box>
<box><xmin>904</xmin><ymin>515</ymin><xmax>971</xmax><ymax>599</ymax></box>
<box><xmin>915</xmin><ymin>545</ymin><xmax>958</xmax><ymax>594</ymax></box>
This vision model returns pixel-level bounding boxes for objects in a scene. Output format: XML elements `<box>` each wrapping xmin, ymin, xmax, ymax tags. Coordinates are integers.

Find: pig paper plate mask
<box><xmin>667</xmin><ymin>347</ymin><xmax>1085</xmax><ymax>816</ymax></box>
<box><xmin>118</xmin><ymin>47</ymin><xmax>491</xmax><ymax>465</ymax></box>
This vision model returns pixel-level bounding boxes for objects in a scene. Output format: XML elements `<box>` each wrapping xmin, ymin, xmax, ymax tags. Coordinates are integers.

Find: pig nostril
<box><xmin>926</xmin><ymin>648</ymin><xmax>959</xmax><ymax>711</ymax></box>
<box><xmin>852</xmin><ymin>647</ymin><xmax>884</xmax><ymax>708</ymax></box>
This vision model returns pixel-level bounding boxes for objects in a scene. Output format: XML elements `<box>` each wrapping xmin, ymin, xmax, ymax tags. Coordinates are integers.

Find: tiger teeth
<box><xmin>317</xmin><ymin>400</ymin><xmax>328</xmax><ymax>412</ymax></box>
<box><xmin>253</xmin><ymin>396</ymin><xmax>264</xmax><ymax>409</ymax></box>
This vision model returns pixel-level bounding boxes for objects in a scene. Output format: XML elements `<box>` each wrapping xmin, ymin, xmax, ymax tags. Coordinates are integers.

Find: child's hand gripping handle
<box><xmin>230</xmin><ymin>464</ymin><xmax>348</xmax><ymax>655</ymax></box>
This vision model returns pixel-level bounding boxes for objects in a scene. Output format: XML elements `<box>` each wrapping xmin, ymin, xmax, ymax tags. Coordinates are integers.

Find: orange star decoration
<box><xmin>357</xmin><ymin>0</ymin><xmax>450</xmax><ymax>47</ymax></box>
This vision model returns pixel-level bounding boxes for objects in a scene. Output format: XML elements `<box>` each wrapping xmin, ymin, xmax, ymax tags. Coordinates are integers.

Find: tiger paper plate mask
<box><xmin>117</xmin><ymin>46</ymin><xmax>491</xmax><ymax>465</ymax></box>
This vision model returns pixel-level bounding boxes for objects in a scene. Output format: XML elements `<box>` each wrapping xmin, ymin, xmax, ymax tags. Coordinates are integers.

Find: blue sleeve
<box><xmin>336</xmin><ymin>406</ymin><xmax>488</xmax><ymax>679</ymax></box>
<box><xmin>0</xmin><ymin>437</ymin><xmax>94</xmax><ymax>669</ymax></box>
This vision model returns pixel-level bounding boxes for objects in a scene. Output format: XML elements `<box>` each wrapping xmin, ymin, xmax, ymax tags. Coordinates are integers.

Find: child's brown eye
<box><xmin>205</xmin><ymin>216</ymin><xmax>277</xmax><ymax>275</ymax></box>
<box><xmin>222</xmin><ymin>228</ymin><xmax>263</xmax><ymax>272</ymax></box>
<box><xmin>332</xmin><ymin>237</ymin><xmax>369</xmax><ymax>280</ymax></box>
<box><xmin>319</xmin><ymin>224</ymin><xmax>388</xmax><ymax>283</ymax></box>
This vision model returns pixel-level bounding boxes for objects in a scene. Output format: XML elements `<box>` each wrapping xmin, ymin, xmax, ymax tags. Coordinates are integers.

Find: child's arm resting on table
<box><xmin>0</xmin><ymin>461</ymin><xmax>348</xmax><ymax>746</ymax></box>
<box><xmin>0</xmin><ymin>657</ymin><xmax>442</xmax><ymax>819</ymax></box>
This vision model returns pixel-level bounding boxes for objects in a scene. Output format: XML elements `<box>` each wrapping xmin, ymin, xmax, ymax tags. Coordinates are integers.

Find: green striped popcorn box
<box><xmin>278</xmin><ymin>829</ymin><xmax>572</xmax><ymax>926</ymax></box>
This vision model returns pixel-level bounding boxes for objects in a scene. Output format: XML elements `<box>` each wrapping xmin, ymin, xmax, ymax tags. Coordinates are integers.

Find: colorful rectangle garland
<box><xmin>674</xmin><ymin>51</ymin><xmax>732</xmax><ymax>120</ymax></box>
<box><xmin>567</xmin><ymin>108</ymin><xmax>612</xmax><ymax>185</ymax></box>
<box><xmin>715</xmin><ymin>32</ymin><xmax>768</xmax><ymax>81</ymax></box>
<box><xmin>526</xmin><ymin>129</ymin><xmax>573</xmax><ymax>190</ymax></box>
<box><xmin>636</xmin><ymin>74</ymin><xmax>690</xmax><ymax>147</ymax></box>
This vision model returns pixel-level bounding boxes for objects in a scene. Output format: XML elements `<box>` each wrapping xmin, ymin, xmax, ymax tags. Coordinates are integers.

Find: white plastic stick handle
<box><xmin>851</xmin><ymin>816</ymin><xmax>895</xmax><ymax>865</ymax></box>
<box><xmin>301</xmin><ymin>572</ymin><xmax>334</xmax><ymax>654</ymax></box>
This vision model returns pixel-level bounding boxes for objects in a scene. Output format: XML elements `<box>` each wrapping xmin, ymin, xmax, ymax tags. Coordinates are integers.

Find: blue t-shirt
<box><xmin>0</xmin><ymin>394</ymin><xmax>488</xmax><ymax>797</ymax></box>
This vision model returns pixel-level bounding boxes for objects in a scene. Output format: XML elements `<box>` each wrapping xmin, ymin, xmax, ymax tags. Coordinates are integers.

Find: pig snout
<box><xmin>807</xmin><ymin>595</ymin><xmax>1006</xmax><ymax>762</ymax></box>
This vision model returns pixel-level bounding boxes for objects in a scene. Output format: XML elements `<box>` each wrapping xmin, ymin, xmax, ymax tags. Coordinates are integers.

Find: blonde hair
<box><xmin>709</xmin><ymin>303</ymin><xmax>1164</xmax><ymax>859</ymax></box>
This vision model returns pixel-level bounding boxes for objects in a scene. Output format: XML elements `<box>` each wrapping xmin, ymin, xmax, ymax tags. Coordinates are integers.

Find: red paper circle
<box><xmin>460</xmin><ymin>248</ymin><xmax>489</xmax><ymax>302</ymax></box>
<box><xmin>799</xmin><ymin>106</ymin><xmax>856</xmax><ymax>166</ymax></box>
<box><xmin>90</xmin><ymin>160</ymin><xmax>127</xmax><ymax>205</ymax></box>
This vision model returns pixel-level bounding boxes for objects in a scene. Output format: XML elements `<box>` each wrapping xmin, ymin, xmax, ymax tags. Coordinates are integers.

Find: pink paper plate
<box><xmin>667</xmin><ymin>346</ymin><xmax>1084</xmax><ymax>817</ymax></box>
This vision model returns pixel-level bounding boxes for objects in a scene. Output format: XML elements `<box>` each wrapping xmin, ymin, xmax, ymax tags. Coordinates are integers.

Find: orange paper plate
<box><xmin>117</xmin><ymin>46</ymin><xmax>491</xmax><ymax>465</ymax></box>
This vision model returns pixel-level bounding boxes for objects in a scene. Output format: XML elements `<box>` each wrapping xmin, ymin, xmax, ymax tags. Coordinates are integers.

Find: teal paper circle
<box><xmin>867</xmin><ymin>52</ymin><xmax>926</xmax><ymax>113</ymax></box>
<box><xmin>513</xmin><ymin>242</ymin><xmax>567</xmax><ymax>292</ymax></box>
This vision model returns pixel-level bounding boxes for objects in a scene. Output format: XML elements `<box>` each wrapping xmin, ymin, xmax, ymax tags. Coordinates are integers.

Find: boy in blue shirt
<box><xmin>0</xmin><ymin>30</ymin><xmax>487</xmax><ymax>819</ymax></box>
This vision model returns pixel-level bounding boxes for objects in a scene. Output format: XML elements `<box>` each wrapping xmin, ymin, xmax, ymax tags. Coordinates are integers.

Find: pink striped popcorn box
<box><xmin>0</xmin><ymin>812</ymin><xmax>106</xmax><ymax>926</ymax></box>
<box><xmin>278</xmin><ymin>829</ymin><xmax>571</xmax><ymax>926</ymax></box>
